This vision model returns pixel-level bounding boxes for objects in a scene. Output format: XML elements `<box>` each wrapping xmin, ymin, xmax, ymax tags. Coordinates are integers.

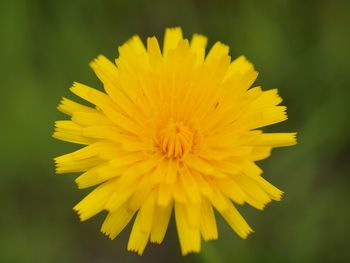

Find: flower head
<box><xmin>54</xmin><ymin>27</ymin><xmax>296</xmax><ymax>255</ymax></box>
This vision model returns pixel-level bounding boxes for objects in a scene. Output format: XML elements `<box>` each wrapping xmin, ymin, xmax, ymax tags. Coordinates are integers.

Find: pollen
<box><xmin>158</xmin><ymin>120</ymin><xmax>197</xmax><ymax>159</ymax></box>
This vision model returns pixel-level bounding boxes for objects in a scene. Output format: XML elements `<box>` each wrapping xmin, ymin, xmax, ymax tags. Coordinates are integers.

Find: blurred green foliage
<box><xmin>0</xmin><ymin>0</ymin><xmax>349</xmax><ymax>262</ymax></box>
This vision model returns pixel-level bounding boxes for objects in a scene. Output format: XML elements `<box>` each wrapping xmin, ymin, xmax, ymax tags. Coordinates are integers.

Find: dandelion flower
<box><xmin>54</xmin><ymin>27</ymin><xmax>297</xmax><ymax>255</ymax></box>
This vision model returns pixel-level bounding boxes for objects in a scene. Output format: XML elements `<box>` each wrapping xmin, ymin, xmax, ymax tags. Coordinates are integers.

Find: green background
<box><xmin>1</xmin><ymin>0</ymin><xmax>349</xmax><ymax>262</ymax></box>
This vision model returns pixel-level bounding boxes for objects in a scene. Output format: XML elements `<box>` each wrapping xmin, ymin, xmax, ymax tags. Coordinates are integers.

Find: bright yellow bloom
<box><xmin>54</xmin><ymin>27</ymin><xmax>296</xmax><ymax>255</ymax></box>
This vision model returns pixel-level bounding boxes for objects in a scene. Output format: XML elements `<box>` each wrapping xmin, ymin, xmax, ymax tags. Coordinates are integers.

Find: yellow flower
<box><xmin>54</xmin><ymin>27</ymin><xmax>296</xmax><ymax>255</ymax></box>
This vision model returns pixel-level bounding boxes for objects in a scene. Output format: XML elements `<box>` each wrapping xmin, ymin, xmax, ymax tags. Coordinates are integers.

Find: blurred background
<box><xmin>1</xmin><ymin>0</ymin><xmax>349</xmax><ymax>262</ymax></box>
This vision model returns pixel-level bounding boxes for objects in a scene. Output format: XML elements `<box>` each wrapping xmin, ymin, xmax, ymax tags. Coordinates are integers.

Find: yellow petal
<box><xmin>138</xmin><ymin>191</ymin><xmax>157</xmax><ymax>233</ymax></box>
<box><xmin>207</xmin><ymin>189</ymin><xmax>229</xmax><ymax>213</ymax></box>
<box><xmin>55</xmin><ymin>157</ymin><xmax>102</xmax><ymax>174</ymax></box>
<box><xmin>57</xmin><ymin>97</ymin><xmax>95</xmax><ymax>116</ymax></box>
<box><xmin>52</xmin><ymin>131</ymin><xmax>94</xmax><ymax>145</ymax></box>
<box><xmin>147</xmin><ymin>36</ymin><xmax>163</xmax><ymax>69</ymax></box>
<box><xmin>205</xmin><ymin>41</ymin><xmax>229</xmax><ymax>65</ymax></box>
<box><xmin>175</xmin><ymin>202</ymin><xmax>201</xmax><ymax>255</ymax></box>
<box><xmin>89</xmin><ymin>55</ymin><xmax>119</xmax><ymax>90</ymax></box>
<box><xmin>74</xmin><ymin>179</ymin><xmax>117</xmax><ymax>221</ymax></box>
<box><xmin>216</xmin><ymin>178</ymin><xmax>246</xmax><ymax>204</ymax></box>
<box><xmin>105</xmin><ymin>186</ymin><xmax>136</xmax><ymax>212</ymax></box>
<box><xmin>150</xmin><ymin>158</ymin><xmax>167</xmax><ymax>184</ymax></box>
<box><xmin>219</xmin><ymin>200</ymin><xmax>253</xmax><ymax>239</ymax></box>
<box><xmin>119</xmin><ymin>37</ymin><xmax>149</xmax><ymax>71</ymax></box>
<box><xmin>190</xmin><ymin>170</ymin><xmax>214</xmax><ymax>197</ymax></box>
<box><xmin>184</xmin><ymin>156</ymin><xmax>213</xmax><ymax>175</ymax></box>
<box><xmin>184</xmin><ymin>202</ymin><xmax>201</xmax><ymax>228</ymax></box>
<box><xmin>157</xmin><ymin>183</ymin><xmax>172</xmax><ymax>207</ymax></box>
<box><xmin>248</xmin><ymin>146</ymin><xmax>272</xmax><ymax>161</ymax></box>
<box><xmin>70</xmin><ymin>82</ymin><xmax>141</xmax><ymax>135</ymax></box>
<box><xmin>255</xmin><ymin>132</ymin><xmax>297</xmax><ymax>148</ymax></box>
<box><xmin>75</xmin><ymin>163</ymin><xmax>122</xmax><ymax>189</ymax></box>
<box><xmin>128</xmin><ymin>173</ymin><xmax>155</xmax><ymax>211</ymax></box>
<box><xmin>173</xmin><ymin>179</ymin><xmax>188</xmax><ymax>203</ymax></box>
<box><xmin>249</xmin><ymin>88</ymin><xmax>283</xmax><ymax>108</ymax></box>
<box><xmin>53</xmin><ymin>120</ymin><xmax>95</xmax><ymax>145</ymax></box>
<box><xmin>240</xmin><ymin>161</ymin><xmax>283</xmax><ymax>201</ymax></box>
<box><xmin>163</xmin><ymin>27</ymin><xmax>183</xmax><ymax>56</ymax></box>
<box><xmin>224</xmin><ymin>55</ymin><xmax>254</xmax><ymax>81</ymax></box>
<box><xmin>101</xmin><ymin>203</ymin><xmax>135</xmax><ymax>239</ymax></box>
<box><xmin>165</xmin><ymin>159</ymin><xmax>178</xmax><ymax>184</ymax></box>
<box><xmin>231</xmin><ymin>172</ymin><xmax>272</xmax><ymax>210</ymax></box>
<box><xmin>150</xmin><ymin>201</ymin><xmax>173</xmax><ymax>244</ymax></box>
<box><xmin>71</xmin><ymin>111</ymin><xmax>113</xmax><ymax>126</ymax></box>
<box><xmin>185</xmin><ymin>156</ymin><xmax>226</xmax><ymax>178</ymax></box>
<box><xmin>200</xmin><ymin>198</ymin><xmax>218</xmax><ymax>241</ymax></box>
<box><xmin>126</xmin><ymin>35</ymin><xmax>147</xmax><ymax>55</ymax></box>
<box><xmin>190</xmin><ymin>34</ymin><xmax>207</xmax><ymax>64</ymax></box>
<box><xmin>127</xmin><ymin>210</ymin><xmax>150</xmax><ymax>255</ymax></box>
<box><xmin>179</xmin><ymin>166</ymin><xmax>201</xmax><ymax>204</ymax></box>
<box><xmin>54</xmin><ymin>141</ymin><xmax>120</xmax><ymax>164</ymax></box>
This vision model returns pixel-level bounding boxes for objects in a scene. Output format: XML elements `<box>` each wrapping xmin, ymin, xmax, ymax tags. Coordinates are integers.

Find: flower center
<box><xmin>158</xmin><ymin>121</ymin><xmax>195</xmax><ymax>159</ymax></box>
